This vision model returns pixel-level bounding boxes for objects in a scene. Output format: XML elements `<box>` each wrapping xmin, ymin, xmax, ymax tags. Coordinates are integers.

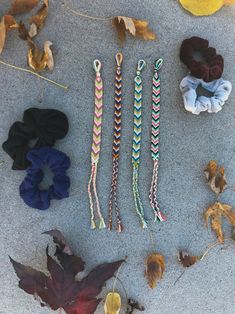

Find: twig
<box><xmin>0</xmin><ymin>60</ymin><xmax>69</xmax><ymax>90</ymax></box>
<box><xmin>173</xmin><ymin>269</ymin><xmax>186</xmax><ymax>286</ymax></box>
<box><xmin>63</xmin><ymin>3</ymin><xmax>113</xmax><ymax>21</ymax></box>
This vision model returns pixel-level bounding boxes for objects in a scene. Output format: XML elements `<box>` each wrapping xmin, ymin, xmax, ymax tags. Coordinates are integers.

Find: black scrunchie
<box><xmin>180</xmin><ymin>36</ymin><xmax>224</xmax><ymax>82</ymax></box>
<box><xmin>2</xmin><ymin>108</ymin><xmax>69</xmax><ymax>170</ymax></box>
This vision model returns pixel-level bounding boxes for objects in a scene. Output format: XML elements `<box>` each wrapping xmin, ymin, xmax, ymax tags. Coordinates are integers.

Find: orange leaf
<box><xmin>4</xmin><ymin>15</ymin><xmax>18</xmax><ymax>31</ymax></box>
<box><xmin>204</xmin><ymin>202</ymin><xmax>235</xmax><ymax>243</ymax></box>
<box><xmin>145</xmin><ymin>253</ymin><xmax>165</xmax><ymax>289</ymax></box>
<box><xmin>112</xmin><ymin>16</ymin><xmax>156</xmax><ymax>43</ymax></box>
<box><xmin>9</xmin><ymin>0</ymin><xmax>39</xmax><ymax>15</ymax></box>
<box><xmin>178</xmin><ymin>251</ymin><xmax>198</xmax><ymax>267</ymax></box>
<box><xmin>204</xmin><ymin>160</ymin><xmax>227</xmax><ymax>194</ymax></box>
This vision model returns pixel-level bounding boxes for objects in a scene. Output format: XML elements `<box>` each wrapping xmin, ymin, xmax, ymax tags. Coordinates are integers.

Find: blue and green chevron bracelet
<box><xmin>132</xmin><ymin>60</ymin><xmax>148</xmax><ymax>228</ymax></box>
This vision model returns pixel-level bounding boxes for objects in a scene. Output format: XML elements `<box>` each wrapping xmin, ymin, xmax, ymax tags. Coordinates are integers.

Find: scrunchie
<box><xmin>180</xmin><ymin>75</ymin><xmax>232</xmax><ymax>115</ymax></box>
<box><xmin>180</xmin><ymin>36</ymin><xmax>224</xmax><ymax>82</ymax></box>
<box><xmin>2</xmin><ymin>108</ymin><xmax>69</xmax><ymax>170</ymax></box>
<box><xmin>19</xmin><ymin>147</ymin><xmax>70</xmax><ymax>210</ymax></box>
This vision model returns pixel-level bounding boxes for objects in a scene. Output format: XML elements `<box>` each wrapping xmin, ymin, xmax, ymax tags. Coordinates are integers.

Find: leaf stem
<box><xmin>0</xmin><ymin>60</ymin><xmax>69</xmax><ymax>90</ymax></box>
<box><xmin>200</xmin><ymin>237</ymin><xmax>233</xmax><ymax>261</ymax></box>
<box><xmin>63</xmin><ymin>3</ymin><xmax>113</xmax><ymax>21</ymax></box>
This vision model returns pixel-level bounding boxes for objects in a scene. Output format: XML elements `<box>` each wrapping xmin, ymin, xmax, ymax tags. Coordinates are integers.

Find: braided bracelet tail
<box><xmin>88</xmin><ymin>60</ymin><xmax>106</xmax><ymax>229</ymax></box>
<box><xmin>132</xmin><ymin>60</ymin><xmax>148</xmax><ymax>229</ymax></box>
<box><xmin>149</xmin><ymin>59</ymin><xmax>167</xmax><ymax>222</ymax></box>
<box><xmin>108</xmin><ymin>52</ymin><xmax>124</xmax><ymax>232</ymax></box>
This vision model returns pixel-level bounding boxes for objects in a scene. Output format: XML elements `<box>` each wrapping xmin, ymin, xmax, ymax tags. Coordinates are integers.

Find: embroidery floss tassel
<box><xmin>132</xmin><ymin>60</ymin><xmax>148</xmax><ymax>229</ymax></box>
<box><xmin>108</xmin><ymin>52</ymin><xmax>124</xmax><ymax>232</ymax></box>
<box><xmin>88</xmin><ymin>59</ymin><xmax>106</xmax><ymax>229</ymax></box>
<box><xmin>149</xmin><ymin>59</ymin><xmax>167</xmax><ymax>222</ymax></box>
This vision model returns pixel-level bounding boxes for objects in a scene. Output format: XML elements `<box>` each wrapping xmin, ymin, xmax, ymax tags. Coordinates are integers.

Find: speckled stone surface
<box><xmin>0</xmin><ymin>1</ymin><xmax>235</xmax><ymax>313</ymax></box>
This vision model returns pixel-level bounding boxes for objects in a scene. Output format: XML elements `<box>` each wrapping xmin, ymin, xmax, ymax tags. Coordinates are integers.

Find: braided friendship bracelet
<box><xmin>88</xmin><ymin>60</ymin><xmax>106</xmax><ymax>229</ymax></box>
<box><xmin>149</xmin><ymin>59</ymin><xmax>167</xmax><ymax>222</ymax></box>
<box><xmin>108</xmin><ymin>52</ymin><xmax>124</xmax><ymax>232</ymax></box>
<box><xmin>132</xmin><ymin>59</ymin><xmax>148</xmax><ymax>229</ymax></box>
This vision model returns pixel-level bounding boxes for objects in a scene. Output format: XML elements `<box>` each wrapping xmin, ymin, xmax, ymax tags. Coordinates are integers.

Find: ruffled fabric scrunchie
<box><xmin>2</xmin><ymin>108</ymin><xmax>69</xmax><ymax>170</ymax></box>
<box><xmin>19</xmin><ymin>147</ymin><xmax>70</xmax><ymax>210</ymax></box>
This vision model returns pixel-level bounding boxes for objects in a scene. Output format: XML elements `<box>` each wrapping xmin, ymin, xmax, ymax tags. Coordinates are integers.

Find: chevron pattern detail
<box><xmin>132</xmin><ymin>75</ymin><xmax>142</xmax><ymax>163</ymax></box>
<box><xmin>109</xmin><ymin>53</ymin><xmax>124</xmax><ymax>233</ymax></box>
<box><xmin>91</xmin><ymin>75</ymin><xmax>103</xmax><ymax>164</ymax></box>
<box><xmin>151</xmin><ymin>72</ymin><xmax>161</xmax><ymax>160</ymax></box>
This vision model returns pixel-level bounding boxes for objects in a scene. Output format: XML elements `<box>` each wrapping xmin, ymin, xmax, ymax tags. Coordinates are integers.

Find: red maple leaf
<box><xmin>10</xmin><ymin>230</ymin><xmax>124</xmax><ymax>314</ymax></box>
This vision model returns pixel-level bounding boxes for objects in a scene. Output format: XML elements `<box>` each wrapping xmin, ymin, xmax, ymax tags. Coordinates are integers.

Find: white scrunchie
<box><xmin>179</xmin><ymin>75</ymin><xmax>232</xmax><ymax>115</ymax></box>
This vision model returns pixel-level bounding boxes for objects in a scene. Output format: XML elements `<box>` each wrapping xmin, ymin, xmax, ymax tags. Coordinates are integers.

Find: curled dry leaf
<box><xmin>9</xmin><ymin>0</ymin><xmax>39</xmax><ymax>15</ymax></box>
<box><xmin>0</xmin><ymin>15</ymin><xmax>18</xmax><ymax>54</ymax></box>
<box><xmin>178</xmin><ymin>251</ymin><xmax>198</xmax><ymax>268</ymax></box>
<box><xmin>204</xmin><ymin>202</ymin><xmax>235</xmax><ymax>243</ymax></box>
<box><xmin>28</xmin><ymin>40</ymin><xmax>54</xmax><ymax>72</ymax></box>
<box><xmin>145</xmin><ymin>253</ymin><xmax>165</xmax><ymax>289</ymax></box>
<box><xmin>104</xmin><ymin>292</ymin><xmax>121</xmax><ymax>314</ymax></box>
<box><xmin>204</xmin><ymin>160</ymin><xmax>227</xmax><ymax>194</ymax></box>
<box><xmin>29</xmin><ymin>0</ymin><xmax>49</xmax><ymax>38</ymax></box>
<box><xmin>179</xmin><ymin>0</ymin><xmax>235</xmax><ymax>16</ymax></box>
<box><xmin>126</xmin><ymin>299</ymin><xmax>145</xmax><ymax>314</ymax></box>
<box><xmin>112</xmin><ymin>16</ymin><xmax>156</xmax><ymax>43</ymax></box>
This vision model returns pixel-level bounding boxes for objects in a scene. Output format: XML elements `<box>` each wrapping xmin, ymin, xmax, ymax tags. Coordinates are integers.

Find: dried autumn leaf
<box><xmin>178</xmin><ymin>251</ymin><xmax>198</xmax><ymax>267</ymax></box>
<box><xmin>179</xmin><ymin>0</ymin><xmax>235</xmax><ymax>16</ymax></box>
<box><xmin>204</xmin><ymin>202</ymin><xmax>235</xmax><ymax>243</ymax></box>
<box><xmin>18</xmin><ymin>21</ymin><xmax>29</xmax><ymax>40</ymax></box>
<box><xmin>28</xmin><ymin>40</ymin><xmax>53</xmax><ymax>72</ymax></box>
<box><xmin>10</xmin><ymin>229</ymin><xmax>124</xmax><ymax>314</ymax></box>
<box><xmin>145</xmin><ymin>253</ymin><xmax>165</xmax><ymax>289</ymax></box>
<box><xmin>0</xmin><ymin>15</ymin><xmax>18</xmax><ymax>55</ymax></box>
<box><xmin>29</xmin><ymin>0</ymin><xmax>49</xmax><ymax>37</ymax></box>
<box><xmin>204</xmin><ymin>160</ymin><xmax>227</xmax><ymax>194</ymax></box>
<box><xmin>104</xmin><ymin>292</ymin><xmax>121</xmax><ymax>314</ymax></box>
<box><xmin>126</xmin><ymin>299</ymin><xmax>145</xmax><ymax>314</ymax></box>
<box><xmin>112</xmin><ymin>16</ymin><xmax>156</xmax><ymax>43</ymax></box>
<box><xmin>9</xmin><ymin>0</ymin><xmax>39</xmax><ymax>15</ymax></box>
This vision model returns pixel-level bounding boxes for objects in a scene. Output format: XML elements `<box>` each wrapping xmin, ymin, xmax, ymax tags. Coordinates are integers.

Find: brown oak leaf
<box><xmin>178</xmin><ymin>251</ymin><xmax>198</xmax><ymax>267</ymax></box>
<box><xmin>112</xmin><ymin>16</ymin><xmax>156</xmax><ymax>43</ymax></box>
<box><xmin>10</xmin><ymin>229</ymin><xmax>124</xmax><ymax>314</ymax></box>
<box><xmin>204</xmin><ymin>160</ymin><xmax>227</xmax><ymax>194</ymax></box>
<box><xmin>204</xmin><ymin>202</ymin><xmax>235</xmax><ymax>243</ymax></box>
<box><xmin>145</xmin><ymin>253</ymin><xmax>165</xmax><ymax>289</ymax></box>
<box><xmin>29</xmin><ymin>0</ymin><xmax>49</xmax><ymax>37</ymax></box>
<box><xmin>9</xmin><ymin>0</ymin><xmax>39</xmax><ymax>15</ymax></box>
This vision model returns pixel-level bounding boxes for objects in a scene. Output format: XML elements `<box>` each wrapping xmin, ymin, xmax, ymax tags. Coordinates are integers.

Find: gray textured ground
<box><xmin>0</xmin><ymin>0</ymin><xmax>235</xmax><ymax>313</ymax></box>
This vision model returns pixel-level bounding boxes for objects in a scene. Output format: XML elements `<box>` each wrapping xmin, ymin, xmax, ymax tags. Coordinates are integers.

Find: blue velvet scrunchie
<box><xmin>19</xmin><ymin>147</ymin><xmax>70</xmax><ymax>210</ymax></box>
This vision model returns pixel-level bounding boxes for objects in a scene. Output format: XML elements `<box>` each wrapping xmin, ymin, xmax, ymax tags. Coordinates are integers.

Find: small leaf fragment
<box><xmin>44</xmin><ymin>40</ymin><xmax>54</xmax><ymax>71</ymax></box>
<box><xmin>145</xmin><ymin>253</ymin><xmax>165</xmax><ymax>289</ymax></box>
<box><xmin>178</xmin><ymin>251</ymin><xmax>198</xmax><ymax>267</ymax></box>
<box><xmin>112</xmin><ymin>16</ymin><xmax>156</xmax><ymax>43</ymax></box>
<box><xmin>0</xmin><ymin>17</ymin><xmax>6</xmax><ymax>55</ymax></box>
<box><xmin>104</xmin><ymin>292</ymin><xmax>121</xmax><ymax>314</ymax></box>
<box><xmin>9</xmin><ymin>0</ymin><xmax>39</xmax><ymax>15</ymax></box>
<box><xmin>126</xmin><ymin>299</ymin><xmax>145</xmax><ymax>314</ymax></box>
<box><xmin>29</xmin><ymin>0</ymin><xmax>49</xmax><ymax>37</ymax></box>
<box><xmin>204</xmin><ymin>202</ymin><xmax>235</xmax><ymax>243</ymax></box>
<box><xmin>18</xmin><ymin>21</ymin><xmax>29</xmax><ymax>40</ymax></box>
<box><xmin>204</xmin><ymin>160</ymin><xmax>227</xmax><ymax>194</ymax></box>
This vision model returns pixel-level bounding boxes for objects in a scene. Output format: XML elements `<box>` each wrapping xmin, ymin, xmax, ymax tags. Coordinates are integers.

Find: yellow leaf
<box><xmin>9</xmin><ymin>0</ymin><xmax>39</xmax><ymax>15</ymax></box>
<box><xmin>179</xmin><ymin>0</ymin><xmax>224</xmax><ymax>16</ymax></box>
<box><xmin>112</xmin><ymin>16</ymin><xmax>156</xmax><ymax>43</ymax></box>
<box><xmin>104</xmin><ymin>292</ymin><xmax>121</xmax><ymax>314</ymax></box>
<box><xmin>204</xmin><ymin>202</ymin><xmax>235</xmax><ymax>243</ymax></box>
<box><xmin>29</xmin><ymin>0</ymin><xmax>49</xmax><ymax>37</ymax></box>
<box><xmin>204</xmin><ymin>160</ymin><xmax>227</xmax><ymax>194</ymax></box>
<box><xmin>145</xmin><ymin>253</ymin><xmax>165</xmax><ymax>289</ymax></box>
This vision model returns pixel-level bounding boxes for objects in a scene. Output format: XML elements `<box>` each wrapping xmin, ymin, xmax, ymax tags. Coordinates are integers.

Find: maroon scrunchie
<box><xmin>180</xmin><ymin>36</ymin><xmax>224</xmax><ymax>82</ymax></box>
